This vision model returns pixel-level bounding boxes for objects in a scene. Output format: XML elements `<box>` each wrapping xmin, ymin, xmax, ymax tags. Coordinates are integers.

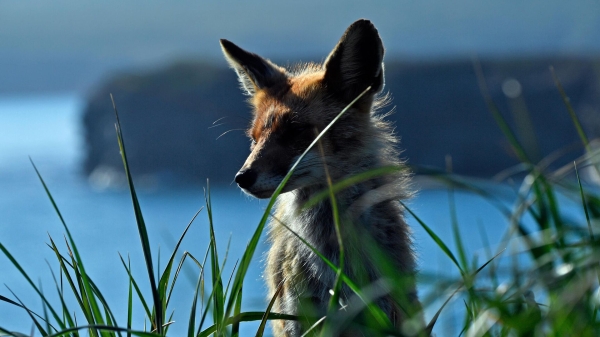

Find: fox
<box><xmin>220</xmin><ymin>19</ymin><xmax>424</xmax><ymax>336</ymax></box>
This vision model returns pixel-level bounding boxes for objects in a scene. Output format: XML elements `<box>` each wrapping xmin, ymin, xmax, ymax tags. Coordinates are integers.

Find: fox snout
<box><xmin>234</xmin><ymin>168</ymin><xmax>256</xmax><ymax>190</ymax></box>
<box><xmin>234</xmin><ymin>165</ymin><xmax>285</xmax><ymax>199</ymax></box>
<box><xmin>234</xmin><ymin>128</ymin><xmax>311</xmax><ymax>198</ymax></box>
<box><xmin>233</xmin><ymin>145</ymin><xmax>292</xmax><ymax>199</ymax></box>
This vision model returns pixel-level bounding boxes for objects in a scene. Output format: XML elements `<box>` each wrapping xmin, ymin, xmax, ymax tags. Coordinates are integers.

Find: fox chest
<box><xmin>267</xmin><ymin>201</ymin><xmax>340</xmax><ymax>296</ymax></box>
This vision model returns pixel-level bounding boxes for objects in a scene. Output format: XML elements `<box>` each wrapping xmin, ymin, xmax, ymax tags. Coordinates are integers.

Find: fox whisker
<box><xmin>216</xmin><ymin>128</ymin><xmax>245</xmax><ymax>140</ymax></box>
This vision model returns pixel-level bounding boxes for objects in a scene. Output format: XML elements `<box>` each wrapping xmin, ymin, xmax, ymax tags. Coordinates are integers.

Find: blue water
<box><xmin>0</xmin><ymin>95</ymin><xmax>586</xmax><ymax>335</ymax></box>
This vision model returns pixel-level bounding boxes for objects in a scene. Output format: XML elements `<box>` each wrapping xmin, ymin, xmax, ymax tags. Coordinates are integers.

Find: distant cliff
<box><xmin>82</xmin><ymin>58</ymin><xmax>600</xmax><ymax>187</ymax></box>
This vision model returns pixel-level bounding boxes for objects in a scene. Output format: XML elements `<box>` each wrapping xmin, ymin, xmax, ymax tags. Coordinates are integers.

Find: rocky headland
<box><xmin>82</xmin><ymin>57</ymin><xmax>600</xmax><ymax>187</ymax></box>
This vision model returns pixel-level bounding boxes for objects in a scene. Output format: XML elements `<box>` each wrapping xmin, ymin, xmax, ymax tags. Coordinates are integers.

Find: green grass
<box><xmin>1</xmin><ymin>72</ymin><xmax>600</xmax><ymax>336</ymax></box>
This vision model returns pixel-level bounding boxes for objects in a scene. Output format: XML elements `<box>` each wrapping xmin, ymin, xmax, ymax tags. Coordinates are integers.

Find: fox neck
<box><xmin>280</xmin><ymin>175</ymin><xmax>383</xmax><ymax>229</ymax></box>
<box><xmin>284</xmin><ymin>140</ymin><xmax>398</xmax><ymax>221</ymax></box>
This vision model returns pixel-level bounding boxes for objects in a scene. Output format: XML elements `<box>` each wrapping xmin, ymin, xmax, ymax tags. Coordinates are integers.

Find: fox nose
<box><xmin>235</xmin><ymin>169</ymin><xmax>257</xmax><ymax>190</ymax></box>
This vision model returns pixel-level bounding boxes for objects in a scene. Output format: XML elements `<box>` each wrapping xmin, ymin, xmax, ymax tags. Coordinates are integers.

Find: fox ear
<box><xmin>220</xmin><ymin>39</ymin><xmax>286</xmax><ymax>95</ymax></box>
<box><xmin>323</xmin><ymin>19</ymin><xmax>385</xmax><ymax>102</ymax></box>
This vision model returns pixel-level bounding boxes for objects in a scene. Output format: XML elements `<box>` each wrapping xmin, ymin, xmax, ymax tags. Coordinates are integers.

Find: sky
<box><xmin>1</xmin><ymin>0</ymin><xmax>599</xmax><ymax>94</ymax></box>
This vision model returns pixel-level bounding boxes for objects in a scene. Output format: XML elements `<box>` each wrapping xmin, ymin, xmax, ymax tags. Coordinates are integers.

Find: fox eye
<box><xmin>293</xmin><ymin>124</ymin><xmax>310</xmax><ymax>134</ymax></box>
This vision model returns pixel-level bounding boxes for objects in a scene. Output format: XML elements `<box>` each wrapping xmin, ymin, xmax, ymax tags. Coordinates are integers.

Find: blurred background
<box><xmin>1</xmin><ymin>0</ymin><xmax>599</xmax><ymax>335</ymax></box>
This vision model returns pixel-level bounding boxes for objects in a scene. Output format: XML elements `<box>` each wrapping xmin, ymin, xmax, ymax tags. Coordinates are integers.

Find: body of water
<box><xmin>0</xmin><ymin>95</ymin><xmax>585</xmax><ymax>335</ymax></box>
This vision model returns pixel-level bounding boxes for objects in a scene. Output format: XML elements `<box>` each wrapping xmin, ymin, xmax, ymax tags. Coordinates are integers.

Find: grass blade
<box><xmin>574</xmin><ymin>164</ymin><xmax>594</xmax><ymax>240</ymax></box>
<box><xmin>196</xmin><ymin>243</ymin><xmax>217</xmax><ymax>334</ymax></box>
<box><xmin>187</xmin><ymin>273</ymin><xmax>203</xmax><ymax>337</ymax></box>
<box><xmin>549</xmin><ymin>66</ymin><xmax>590</xmax><ymax>152</ymax></box>
<box><xmin>302</xmin><ymin>165</ymin><xmax>406</xmax><ymax>209</ymax></box>
<box><xmin>231</xmin><ymin>285</ymin><xmax>243</xmax><ymax>337</ymax></box>
<box><xmin>40</xmin><ymin>280</ymin><xmax>52</xmax><ymax>334</ymax></box>
<box><xmin>159</xmin><ymin>207</ymin><xmax>202</xmax><ymax>310</ymax></box>
<box><xmin>204</xmin><ymin>182</ymin><xmax>225</xmax><ymax>335</ymax></box>
<box><xmin>425</xmin><ymin>249</ymin><xmax>505</xmax><ymax>335</ymax></box>
<box><xmin>127</xmin><ymin>257</ymin><xmax>133</xmax><ymax>337</ymax></box>
<box><xmin>45</xmin><ymin>262</ymin><xmax>78</xmax><ymax>333</ymax></box>
<box><xmin>315</xmin><ymin>137</ymin><xmax>345</xmax><ymax>317</ymax></box>
<box><xmin>5</xmin><ymin>287</ymin><xmax>47</xmax><ymax>336</ymax></box>
<box><xmin>47</xmin><ymin>237</ymin><xmax>82</xmax><ymax>328</ymax></box>
<box><xmin>0</xmin><ymin>326</ymin><xmax>30</xmax><ymax>337</ymax></box>
<box><xmin>118</xmin><ymin>254</ymin><xmax>153</xmax><ymax>321</ymax></box>
<box><xmin>0</xmin><ymin>241</ymin><xmax>67</xmax><ymax>332</ymax></box>
<box><xmin>255</xmin><ymin>281</ymin><xmax>285</xmax><ymax>337</ymax></box>
<box><xmin>167</xmin><ymin>252</ymin><xmax>203</xmax><ymax>307</ymax></box>
<box><xmin>111</xmin><ymin>95</ymin><xmax>162</xmax><ymax>333</ymax></box>
<box><xmin>45</xmin><ymin>325</ymin><xmax>161</xmax><ymax>337</ymax></box>
<box><xmin>401</xmin><ymin>201</ymin><xmax>465</xmax><ymax>275</ymax></box>
<box><xmin>197</xmin><ymin>312</ymin><xmax>297</xmax><ymax>337</ymax></box>
<box><xmin>30</xmin><ymin>159</ymin><xmax>107</xmax><ymax>336</ymax></box>
<box><xmin>446</xmin><ymin>156</ymin><xmax>468</xmax><ymax>272</ymax></box>
<box><xmin>0</xmin><ymin>293</ymin><xmax>53</xmax><ymax>330</ymax></box>
<box><xmin>472</xmin><ymin>59</ymin><xmax>530</xmax><ymax>164</ymax></box>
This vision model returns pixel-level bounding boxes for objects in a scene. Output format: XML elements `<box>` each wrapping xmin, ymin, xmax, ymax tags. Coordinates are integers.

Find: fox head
<box><xmin>221</xmin><ymin>19</ymin><xmax>386</xmax><ymax>199</ymax></box>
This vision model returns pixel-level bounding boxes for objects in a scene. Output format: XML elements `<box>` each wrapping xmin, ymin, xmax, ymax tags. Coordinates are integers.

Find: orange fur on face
<box><xmin>249</xmin><ymin>71</ymin><xmax>324</xmax><ymax>143</ymax></box>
